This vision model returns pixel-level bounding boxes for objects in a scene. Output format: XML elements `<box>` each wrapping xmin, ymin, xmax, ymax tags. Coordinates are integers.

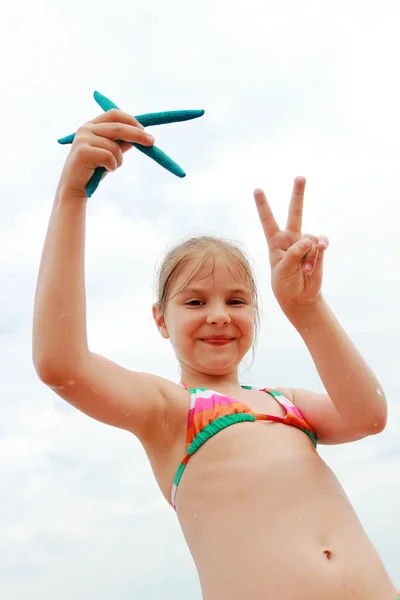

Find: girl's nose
<box><xmin>206</xmin><ymin>310</ymin><xmax>231</xmax><ymax>326</ymax></box>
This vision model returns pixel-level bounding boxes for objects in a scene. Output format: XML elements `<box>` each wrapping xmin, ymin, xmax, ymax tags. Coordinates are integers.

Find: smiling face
<box><xmin>153</xmin><ymin>250</ymin><xmax>257</xmax><ymax>380</ymax></box>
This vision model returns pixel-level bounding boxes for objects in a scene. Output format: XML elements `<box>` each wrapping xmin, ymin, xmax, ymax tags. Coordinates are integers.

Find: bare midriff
<box><xmin>171</xmin><ymin>421</ymin><xmax>396</xmax><ymax>600</ymax></box>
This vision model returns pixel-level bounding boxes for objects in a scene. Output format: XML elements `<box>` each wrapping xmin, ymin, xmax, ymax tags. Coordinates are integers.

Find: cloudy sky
<box><xmin>1</xmin><ymin>0</ymin><xmax>399</xmax><ymax>597</ymax></box>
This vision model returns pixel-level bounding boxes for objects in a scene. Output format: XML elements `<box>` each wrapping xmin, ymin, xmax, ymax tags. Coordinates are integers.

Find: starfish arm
<box><xmin>134</xmin><ymin>144</ymin><xmax>186</xmax><ymax>178</ymax></box>
<box><xmin>135</xmin><ymin>110</ymin><xmax>205</xmax><ymax>127</ymax></box>
<box><xmin>58</xmin><ymin>133</ymin><xmax>75</xmax><ymax>144</ymax></box>
<box><xmin>93</xmin><ymin>91</ymin><xmax>120</xmax><ymax>111</ymax></box>
<box><xmin>58</xmin><ymin>93</ymin><xmax>118</xmax><ymax>145</ymax></box>
<box><xmin>57</xmin><ymin>109</ymin><xmax>205</xmax><ymax>144</ymax></box>
<box><xmin>86</xmin><ymin>168</ymin><xmax>105</xmax><ymax>198</ymax></box>
<box><xmin>94</xmin><ymin>91</ymin><xmax>204</xmax><ymax>126</ymax></box>
<box><xmin>85</xmin><ymin>142</ymin><xmax>185</xmax><ymax>198</ymax></box>
<box><xmin>85</xmin><ymin>142</ymin><xmax>186</xmax><ymax>197</ymax></box>
<box><xmin>93</xmin><ymin>91</ymin><xmax>186</xmax><ymax>176</ymax></box>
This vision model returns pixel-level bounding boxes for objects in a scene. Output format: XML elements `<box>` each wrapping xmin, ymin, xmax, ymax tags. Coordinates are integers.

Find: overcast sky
<box><xmin>1</xmin><ymin>0</ymin><xmax>399</xmax><ymax>598</ymax></box>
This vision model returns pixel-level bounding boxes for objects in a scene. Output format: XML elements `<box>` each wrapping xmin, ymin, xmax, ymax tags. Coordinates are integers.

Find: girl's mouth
<box><xmin>201</xmin><ymin>338</ymin><xmax>234</xmax><ymax>345</ymax></box>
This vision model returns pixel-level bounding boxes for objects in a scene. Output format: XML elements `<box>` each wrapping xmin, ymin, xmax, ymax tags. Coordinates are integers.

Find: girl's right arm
<box><xmin>32</xmin><ymin>110</ymin><xmax>173</xmax><ymax>442</ymax></box>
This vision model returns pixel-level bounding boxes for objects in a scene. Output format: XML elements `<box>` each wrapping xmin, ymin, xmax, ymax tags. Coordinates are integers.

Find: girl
<box><xmin>33</xmin><ymin>109</ymin><xmax>398</xmax><ymax>599</ymax></box>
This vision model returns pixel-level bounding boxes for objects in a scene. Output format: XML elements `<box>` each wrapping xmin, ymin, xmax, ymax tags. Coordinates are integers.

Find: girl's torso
<box><xmin>144</xmin><ymin>383</ymin><xmax>396</xmax><ymax>600</ymax></box>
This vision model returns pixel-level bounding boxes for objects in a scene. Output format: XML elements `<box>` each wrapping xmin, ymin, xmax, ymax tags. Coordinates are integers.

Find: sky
<box><xmin>1</xmin><ymin>0</ymin><xmax>399</xmax><ymax>597</ymax></box>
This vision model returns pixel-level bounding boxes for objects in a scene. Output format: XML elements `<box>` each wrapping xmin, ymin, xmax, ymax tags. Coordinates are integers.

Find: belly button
<box><xmin>323</xmin><ymin>549</ymin><xmax>332</xmax><ymax>560</ymax></box>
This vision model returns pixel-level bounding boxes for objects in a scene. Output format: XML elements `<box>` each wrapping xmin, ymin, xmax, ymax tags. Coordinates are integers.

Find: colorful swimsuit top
<box><xmin>171</xmin><ymin>385</ymin><xmax>317</xmax><ymax>510</ymax></box>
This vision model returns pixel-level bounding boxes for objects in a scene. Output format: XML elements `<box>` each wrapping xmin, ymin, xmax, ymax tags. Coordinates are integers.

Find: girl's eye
<box><xmin>185</xmin><ymin>299</ymin><xmax>247</xmax><ymax>307</ymax></box>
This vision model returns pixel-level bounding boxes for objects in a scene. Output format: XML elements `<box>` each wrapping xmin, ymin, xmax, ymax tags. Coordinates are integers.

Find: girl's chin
<box><xmin>177</xmin><ymin>348</ymin><xmax>250</xmax><ymax>374</ymax></box>
<box><xmin>194</xmin><ymin>358</ymin><xmax>242</xmax><ymax>374</ymax></box>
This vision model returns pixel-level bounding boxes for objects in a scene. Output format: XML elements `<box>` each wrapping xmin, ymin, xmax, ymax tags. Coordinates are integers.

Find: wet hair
<box><xmin>154</xmin><ymin>236</ymin><xmax>260</xmax><ymax>357</ymax></box>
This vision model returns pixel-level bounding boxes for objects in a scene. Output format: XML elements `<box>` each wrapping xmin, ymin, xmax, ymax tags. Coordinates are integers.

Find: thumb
<box><xmin>278</xmin><ymin>238</ymin><xmax>313</xmax><ymax>276</ymax></box>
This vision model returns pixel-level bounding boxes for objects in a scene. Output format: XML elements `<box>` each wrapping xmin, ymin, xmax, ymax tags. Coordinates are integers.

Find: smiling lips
<box><xmin>201</xmin><ymin>336</ymin><xmax>234</xmax><ymax>345</ymax></box>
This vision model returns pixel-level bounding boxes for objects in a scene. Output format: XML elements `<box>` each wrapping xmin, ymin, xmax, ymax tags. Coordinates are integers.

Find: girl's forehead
<box><xmin>171</xmin><ymin>254</ymin><xmax>250</xmax><ymax>291</ymax></box>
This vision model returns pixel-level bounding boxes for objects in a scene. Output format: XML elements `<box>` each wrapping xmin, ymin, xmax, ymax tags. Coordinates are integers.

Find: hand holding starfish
<box><xmin>56</xmin><ymin>107</ymin><xmax>157</xmax><ymax>199</ymax></box>
<box><xmin>58</xmin><ymin>91</ymin><xmax>205</xmax><ymax>197</ymax></box>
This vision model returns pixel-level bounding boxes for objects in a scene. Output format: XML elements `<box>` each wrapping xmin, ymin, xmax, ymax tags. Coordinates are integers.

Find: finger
<box><xmin>304</xmin><ymin>236</ymin><xmax>329</xmax><ymax>276</ymax></box>
<box><xmin>91</xmin><ymin>109</ymin><xmax>145</xmax><ymax>130</ymax></box>
<box><xmin>92</xmin><ymin>122</ymin><xmax>155</xmax><ymax>146</ymax></box>
<box><xmin>301</xmin><ymin>234</ymin><xmax>319</xmax><ymax>274</ymax></box>
<box><xmin>118</xmin><ymin>140</ymin><xmax>136</xmax><ymax>154</ymax></box>
<box><xmin>75</xmin><ymin>145</ymin><xmax>118</xmax><ymax>172</ymax></box>
<box><xmin>303</xmin><ymin>246</ymin><xmax>318</xmax><ymax>274</ymax></box>
<box><xmin>93</xmin><ymin>136</ymin><xmax>137</xmax><ymax>159</ymax></box>
<box><xmin>302</xmin><ymin>233</ymin><xmax>319</xmax><ymax>244</ymax></box>
<box><xmin>307</xmin><ymin>236</ymin><xmax>329</xmax><ymax>274</ymax></box>
<box><xmin>286</xmin><ymin>176</ymin><xmax>306</xmax><ymax>234</ymax></box>
<box><xmin>89</xmin><ymin>136</ymin><xmax>124</xmax><ymax>169</ymax></box>
<box><xmin>317</xmin><ymin>235</ymin><xmax>329</xmax><ymax>250</ymax></box>
<box><xmin>254</xmin><ymin>188</ymin><xmax>280</xmax><ymax>242</ymax></box>
<box><xmin>312</xmin><ymin>240</ymin><xmax>328</xmax><ymax>279</ymax></box>
<box><xmin>278</xmin><ymin>237</ymin><xmax>313</xmax><ymax>277</ymax></box>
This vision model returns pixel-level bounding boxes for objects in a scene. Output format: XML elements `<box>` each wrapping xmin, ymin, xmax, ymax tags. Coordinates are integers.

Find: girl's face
<box><xmin>154</xmin><ymin>254</ymin><xmax>255</xmax><ymax>377</ymax></box>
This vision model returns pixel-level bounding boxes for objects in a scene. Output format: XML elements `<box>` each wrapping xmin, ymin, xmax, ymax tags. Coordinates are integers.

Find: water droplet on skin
<box><xmin>376</xmin><ymin>387</ymin><xmax>382</xmax><ymax>396</ymax></box>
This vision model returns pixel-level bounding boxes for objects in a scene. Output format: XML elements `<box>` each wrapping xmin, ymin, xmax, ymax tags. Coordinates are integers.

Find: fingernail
<box><xmin>146</xmin><ymin>134</ymin><xmax>155</xmax><ymax>143</ymax></box>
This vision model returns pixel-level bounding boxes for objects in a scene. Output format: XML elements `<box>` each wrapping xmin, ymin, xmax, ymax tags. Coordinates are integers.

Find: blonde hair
<box><xmin>154</xmin><ymin>236</ymin><xmax>260</xmax><ymax>356</ymax></box>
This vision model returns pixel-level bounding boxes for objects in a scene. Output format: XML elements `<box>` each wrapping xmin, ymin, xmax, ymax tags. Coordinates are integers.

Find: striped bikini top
<box><xmin>171</xmin><ymin>385</ymin><xmax>317</xmax><ymax>510</ymax></box>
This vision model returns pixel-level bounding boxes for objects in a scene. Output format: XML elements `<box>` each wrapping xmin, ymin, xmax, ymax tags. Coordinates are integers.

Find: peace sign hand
<box><xmin>254</xmin><ymin>177</ymin><xmax>329</xmax><ymax>317</ymax></box>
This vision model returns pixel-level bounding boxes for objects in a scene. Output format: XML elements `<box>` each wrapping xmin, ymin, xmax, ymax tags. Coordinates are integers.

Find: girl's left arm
<box><xmin>284</xmin><ymin>296</ymin><xmax>388</xmax><ymax>444</ymax></box>
<box><xmin>253</xmin><ymin>178</ymin><xmax>387</xmax><ymax>444</ymax></box>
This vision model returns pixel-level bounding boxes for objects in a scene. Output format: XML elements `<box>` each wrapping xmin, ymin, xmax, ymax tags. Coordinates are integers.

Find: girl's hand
<box><xmin>254</xmin><ymin>177</ymin><xmax>329</xmax><ymax>316</ymax></box>
<box><xmin>57</xmin><ymin>110</ymin><xmax>155</xmax><ymax>199</ymax></box>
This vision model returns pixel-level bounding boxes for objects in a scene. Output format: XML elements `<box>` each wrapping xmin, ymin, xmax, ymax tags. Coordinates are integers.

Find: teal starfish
<box><xmin>58</xmin><ymin>91</ymin><xmax>205</xmax><ymax>197</ymax></box>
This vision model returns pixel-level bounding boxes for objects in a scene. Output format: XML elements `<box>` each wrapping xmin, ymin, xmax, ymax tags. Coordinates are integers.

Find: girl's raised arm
<box><xmin>32</xmin><ymin>111</ymin><xmax>172</xmax><ymax>442</ymax></box>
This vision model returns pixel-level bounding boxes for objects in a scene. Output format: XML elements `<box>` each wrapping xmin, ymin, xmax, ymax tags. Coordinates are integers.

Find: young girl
<box><xmin>33</xmin><ymin>109</ymin><xmax>398</xmax><ymax>599</ymax></box>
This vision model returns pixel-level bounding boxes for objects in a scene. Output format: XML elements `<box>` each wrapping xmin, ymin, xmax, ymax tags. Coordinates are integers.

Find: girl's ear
<box><xmin>152</xmin><ymin>304</ymin><xmax>169</xmax><ymax>339</ymax></box>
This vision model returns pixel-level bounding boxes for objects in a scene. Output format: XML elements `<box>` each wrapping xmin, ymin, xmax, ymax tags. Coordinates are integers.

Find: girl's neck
<box><xmin>179</xmin><ymin>368</ymin><xmax>243</xmax><ymax>391</ymax></box>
